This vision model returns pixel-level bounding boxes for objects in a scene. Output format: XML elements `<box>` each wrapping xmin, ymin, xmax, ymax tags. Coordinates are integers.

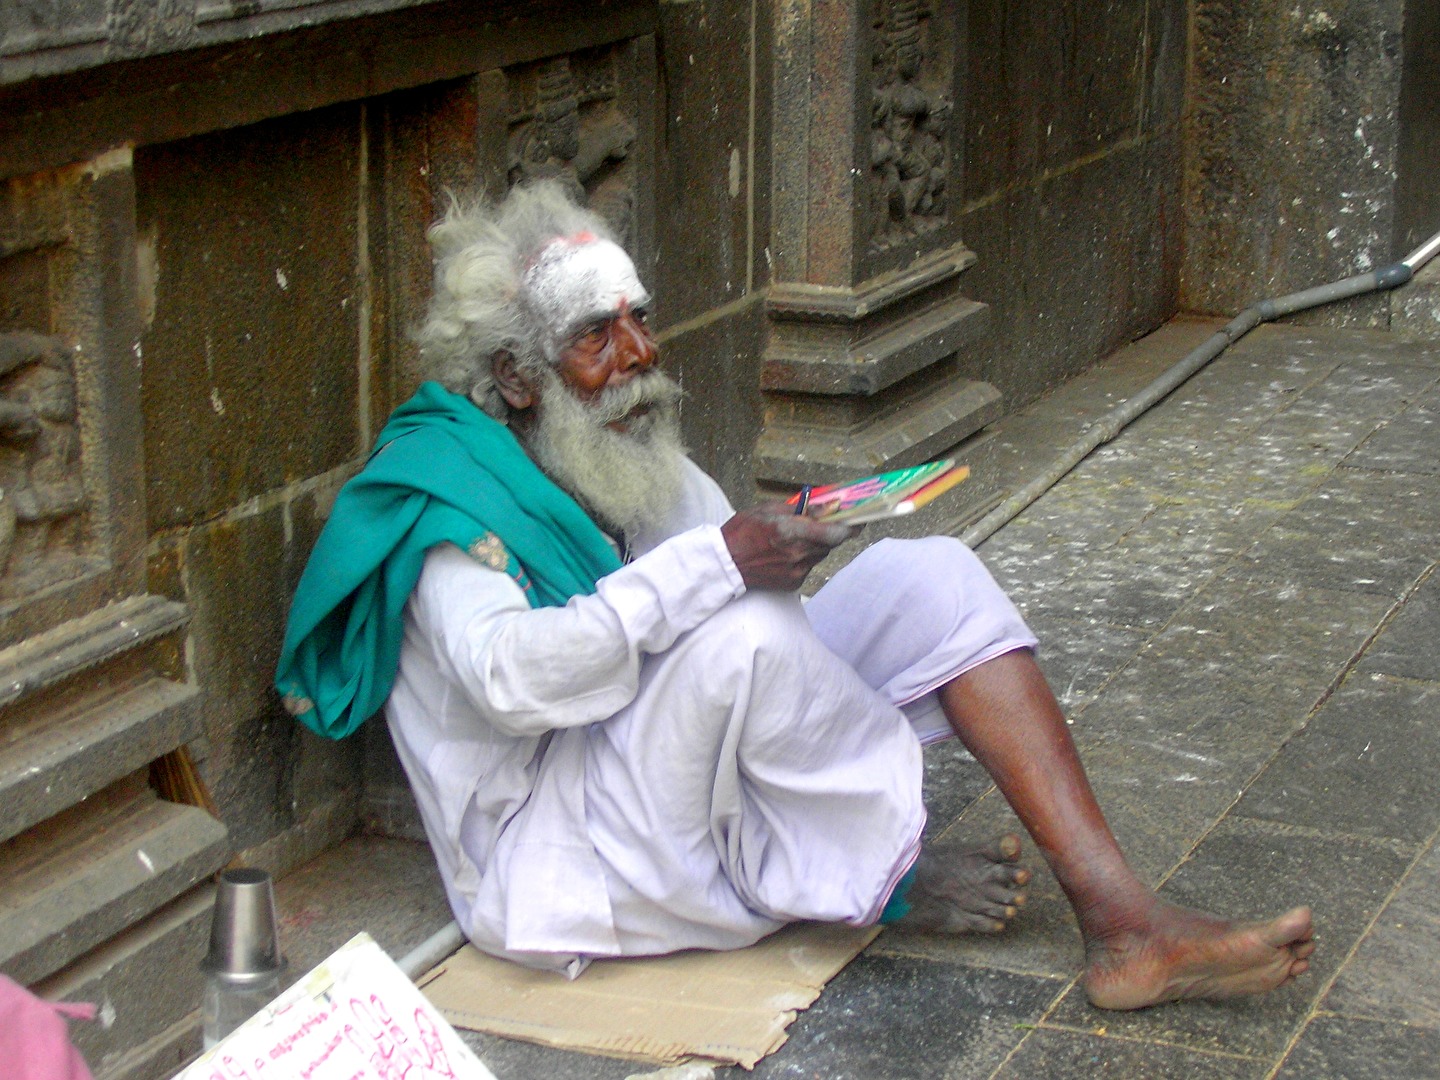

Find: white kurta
<box><xmin>385</xmin><ymin>458</ymin><xmax>1035</xmax><ymax>975</ymax></box>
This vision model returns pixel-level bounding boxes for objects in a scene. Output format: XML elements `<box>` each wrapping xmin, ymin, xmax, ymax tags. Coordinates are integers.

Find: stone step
<box><xmin>0</xmin><ymin>596</ymin><xmax>189</xmax><ymax>710</ymax></box>
<box><xmin>0</xmin><ymin>773</ymin><xmax>228</xmax><ymax>985</ymax></box>
<box><xmin>34</xmin><ymin>884</ymin><xmax>215</xmax><ymax>1080</ymax></box>
<box><xmin>755</xmin><ymin>377</ymin><xmax>1005</xmax><ymax>487</ymax></box>
<box><xmin>0</xmin><ymin>674</ymin><xmax>204</xmax><ymax>845</ymax></box>
<box><xmin>761</xmin><ymin>295</ymin><xmax>990</xmax><ymax>396</ymax></box>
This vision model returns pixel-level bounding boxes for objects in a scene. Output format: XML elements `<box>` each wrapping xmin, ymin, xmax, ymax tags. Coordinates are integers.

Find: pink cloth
<box><xmin>0</xmin><ymin>976</ymin><xmax>95</xmax><ymax>1080</ymax></box>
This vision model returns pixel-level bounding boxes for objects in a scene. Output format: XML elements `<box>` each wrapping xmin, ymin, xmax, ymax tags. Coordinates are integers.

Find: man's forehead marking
<box><xmin>523</xmin><ymin>235</ymin><xmax>649</xmax><ymax>341</ymax></box>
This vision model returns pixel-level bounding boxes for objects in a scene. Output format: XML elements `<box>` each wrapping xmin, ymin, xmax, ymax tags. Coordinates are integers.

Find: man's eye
<box><xmin>573</xmin><ymin>324</ymin><xmax>609</xmax><ymax>348</ymax></box>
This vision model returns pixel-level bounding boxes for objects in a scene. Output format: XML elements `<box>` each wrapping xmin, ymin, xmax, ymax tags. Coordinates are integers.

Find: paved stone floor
<box><xmin>280</xmin><ymin>319</ymin><xmax>1440</xmax><ymax>1080</ymax></box>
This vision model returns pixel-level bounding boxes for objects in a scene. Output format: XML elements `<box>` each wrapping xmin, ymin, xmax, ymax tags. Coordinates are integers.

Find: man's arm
<box><xmin>408</xmin><ymin>525</ymin><xmax>745</xmax><ymax>737</ymax></box>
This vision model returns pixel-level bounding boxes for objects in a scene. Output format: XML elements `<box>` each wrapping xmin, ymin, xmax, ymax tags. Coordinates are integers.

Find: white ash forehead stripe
<box><xmin>523</xmin><ymin>236</ymin><xmax>650</xmax><ymax>358</ymax></box>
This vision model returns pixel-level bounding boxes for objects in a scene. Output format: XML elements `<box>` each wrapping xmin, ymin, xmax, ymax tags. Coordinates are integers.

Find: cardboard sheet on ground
<box><xmin>417</xmin><ymin>922</ymin><xmax>881</xmax><ymax>1069</ymax></box>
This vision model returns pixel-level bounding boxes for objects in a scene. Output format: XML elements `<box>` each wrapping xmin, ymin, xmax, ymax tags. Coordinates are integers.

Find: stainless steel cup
<box><xmin>201</xmin><ymin>868</ymin><xmax>286</xmax><ymax>984</ymax></box>
<box><xmin>200</xmin><ymin>868</ymin><xmax>288</xmax><ymax>1048</ymax></box>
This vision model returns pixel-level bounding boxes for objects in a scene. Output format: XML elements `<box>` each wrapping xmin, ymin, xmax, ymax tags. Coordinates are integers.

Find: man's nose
<box><xmin>613</xmin><ymin>312</ymin><xmax>657</xmax><ymax>371</ymax></box>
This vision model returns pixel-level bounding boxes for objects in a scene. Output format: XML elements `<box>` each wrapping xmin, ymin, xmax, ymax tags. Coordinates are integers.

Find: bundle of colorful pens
<box><xmin>786</xmin><ymin>460</ymin><xmax>970</xmax><ymax>525</ymax></box>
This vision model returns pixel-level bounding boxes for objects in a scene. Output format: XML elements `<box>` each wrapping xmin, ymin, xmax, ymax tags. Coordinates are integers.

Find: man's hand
<box><xmin>720</xmin><ymin>504</ymin><xmax>858</xmax><ymax>591</ymax></box>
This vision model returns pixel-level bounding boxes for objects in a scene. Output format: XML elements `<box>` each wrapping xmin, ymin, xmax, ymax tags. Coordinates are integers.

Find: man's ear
<box><xmin>491</xmin><ymin>351</ymin><xmax>537</xmax><ymax>411</ymax></box>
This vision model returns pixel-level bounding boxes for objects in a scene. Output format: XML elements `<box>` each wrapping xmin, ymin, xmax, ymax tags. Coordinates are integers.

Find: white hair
<box><xmin>414</xmin><ymin>181</ymin><xmax>618</xmax><ymax>418</ymax></box>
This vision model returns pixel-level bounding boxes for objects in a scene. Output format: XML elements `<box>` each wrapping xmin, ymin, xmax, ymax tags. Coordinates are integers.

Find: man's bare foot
<box><xmin>1082</xmin><ymin>900</ymin><xmax>1315</xmax><ymax>1010</ymax></box>
<box><xmin>896</xmin><ymin>834</ymin><xmax>1032</xmax><ymax>934</ymax></box>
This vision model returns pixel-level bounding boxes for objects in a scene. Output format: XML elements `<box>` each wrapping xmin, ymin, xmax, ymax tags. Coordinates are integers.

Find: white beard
<box><xmin>526</xmin><ymin>368</ymin><xmax>688</xmax><ymax>540</ymax></box>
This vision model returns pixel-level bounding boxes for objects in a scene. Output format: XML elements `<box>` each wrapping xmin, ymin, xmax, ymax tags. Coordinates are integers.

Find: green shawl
<box><xmin>275</xmin><ymin>382</ymin><xmax>622</xmax><ymax>739</ymax></box>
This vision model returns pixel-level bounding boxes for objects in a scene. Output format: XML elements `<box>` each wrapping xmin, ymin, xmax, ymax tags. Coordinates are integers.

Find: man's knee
<box><xmin>849</xmin><ymin>535</ymin><xmax>993</xmax><ymax>588</ymax></box>
<box><xmin>686</xmin><ymin>590</ymin><xmax>815</xmax><ymax>670</ymax></box>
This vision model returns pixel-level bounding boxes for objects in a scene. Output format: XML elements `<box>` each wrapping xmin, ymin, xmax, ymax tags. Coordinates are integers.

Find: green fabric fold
<box><xmin>274</xmin><ymin>381</ymin><xmax>622</xmax><ymax>739</ymax></box>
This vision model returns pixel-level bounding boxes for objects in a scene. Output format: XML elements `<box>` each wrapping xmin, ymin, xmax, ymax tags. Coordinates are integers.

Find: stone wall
<box><xmin>957</xmin><ymin>0</ymin><xmax>1188</xmax><ymax>404</ymax></box>
<box><xmin>1183</xmin><ymin>0</ymin><xmax>1439</xmax><ymax>328</ymax></box>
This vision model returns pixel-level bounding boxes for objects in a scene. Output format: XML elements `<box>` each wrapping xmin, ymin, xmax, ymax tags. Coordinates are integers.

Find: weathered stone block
<box><xmin>182</xmin><ymin>495</ymin><xmax>359</xmax><ymax>857</ymax></box>
<box><xmin>35</xmin><ymin>885</ymin><xmax>214</xmax><ymax>1080</ymax></box>
<box><xmin>1394</xmin><ymin>0</ymin><xmax>1440</xmax><ymax>256</ymax></box>
<box><xmin>655</xmin><ymin>0</ymin><xmax>764</xmax><ymax>323</ymax></box>
<box><xmin>657</xmin><ymin>299</ymin><xmax>765</xmax><ymax>506</ymax></box>
<box><xmin>0</xmin><ymin>780</ymin><xmax>227</xmax><ymax>985</ymax></box>
<box><xmin>966</xmin><ymin>0</ymin><xmax>1170</xmax><ymax>197</ymax></box>
<box><xmin>375</xmin><ymin>74</ymin><xmax>501</xmax><ymax>403</ymax></box>
<box><xmin>136</xmin><ymin>104</ymin><xmax>364</xmax><ymax>531</ymax></box>
<box><xmin>1391</xmin><ymin>257</ymin><xmax>1440</xmax><ymax>342</ymax></box>
<box><xmin>957</xmin><ymin>132</ymin><xmax>1182</xmax><ymax>407</ymax></box>
<box><xmin>1183</xmin><ymin>0</ymin><xmax>1406</xmax><ymax>319</ymax></box>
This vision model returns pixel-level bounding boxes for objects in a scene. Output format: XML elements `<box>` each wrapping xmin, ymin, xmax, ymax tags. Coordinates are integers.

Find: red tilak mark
<box><xmin>525</xmin><ymin>231</ymin><xmax>601</xmax><ymax>271</ymax></box>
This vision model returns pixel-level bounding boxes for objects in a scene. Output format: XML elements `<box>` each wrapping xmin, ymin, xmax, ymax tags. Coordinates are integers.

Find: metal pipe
<box><xmin>397</xmin><ymin>920</ymin><xmax>466</xmax><ymax>980</ymax></box>
<box><xmin>1402</xmin><ymin>230</ymin><xmax>1440</xmax><ymax>271</ymax></box>
<box><xmin>961</xmin><ymin>226</ymin><xmax>1440</xmax><ymax>549</ymax></box>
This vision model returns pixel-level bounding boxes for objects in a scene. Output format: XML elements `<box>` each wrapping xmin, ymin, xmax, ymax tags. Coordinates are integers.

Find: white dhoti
<box><xmin>385</xmin><ymin>462</ymin><xmax>1035</xmax><ymax>974</ymax></box>
<box><xmin>585</xmin><ymin>536</ymin><xmax>1037</xmax><ymax>957</ymax></box>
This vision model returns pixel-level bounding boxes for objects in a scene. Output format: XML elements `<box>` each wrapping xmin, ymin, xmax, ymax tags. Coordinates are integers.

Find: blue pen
<box><xmin>794</xmin><ymin>485</ymin><xmax>812</xmax><ymax>515</ymax></box>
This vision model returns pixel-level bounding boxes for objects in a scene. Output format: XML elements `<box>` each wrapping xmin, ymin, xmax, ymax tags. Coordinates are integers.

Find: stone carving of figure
<box><xmin>508</xmin><ymin>56</ymin><xmax>639</xmax><ymax>248</ymax></box>
<box><xmin>0</xmin><ymin>332</ymin><xmax>86</xmax><ymax>589</ymax></box>
<box><xmin>870</xmin><ymin>0</ymin><xmax>948</xmax><ymax>249</ymax></box>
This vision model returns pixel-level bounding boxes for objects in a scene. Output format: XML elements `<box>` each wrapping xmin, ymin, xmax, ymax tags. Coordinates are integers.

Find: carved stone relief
<box><xmin>0</xmin><ymin>0</ymin><xmax>108</xmax><ymax>59</ymax></box>
<box><xmin>506</xmin><ymin>50</ymin><xmax>638</xmax><ymax>248</ymax></box>
<box><xmin>869</xmin><ymin>0</ymin><xmax>950</xmax><ymax>252</ymax></box>
<box><xmin>1</xmin><ymin>153</ymin><xmax>144</xmax><ymax>639</ymax></box>
<box><xmin>0</xmin><ymin>332</ymin><xmax>86</xmax><ymax>598</ymax></box>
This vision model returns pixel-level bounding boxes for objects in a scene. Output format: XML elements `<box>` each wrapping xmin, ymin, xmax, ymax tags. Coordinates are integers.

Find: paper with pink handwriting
<box><xmin>176</xmin><ymin>933</ymin><xmax>496</xmax><ymax>1080</ymax></box>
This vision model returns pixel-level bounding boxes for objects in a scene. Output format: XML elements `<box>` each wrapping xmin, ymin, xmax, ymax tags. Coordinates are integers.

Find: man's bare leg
<box><xmin>937</xmin><ymin>648</ymin><xmax>1315</xmax><ymax>1010</ymax></box>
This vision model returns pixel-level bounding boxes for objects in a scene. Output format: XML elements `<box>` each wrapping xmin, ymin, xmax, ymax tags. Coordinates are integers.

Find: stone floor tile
<box><xmin>1045</xmin><ymin>816</ymin><xmax>1414</xmax><ymax>1058</ymax></box>
<box><xmin>274</xmin><ymin>834</ymin><xmax>451</xmax><ymax>984</ymax></box>
<box><xmin>1355</xmin><ymin>569</ymin><xmax>1440</xmax><ymax>683</ymax></box>
<box><xmin>1159</xmin><ymin>578</ymin><xmax>1387</xmax><ymax>736</ymax></box>
<box><xmin>1272</xmin><ymin>1015</ymin><xmax>1440</xmax><ymax>1080</ymax></box>
<box><xmin>1008</xmin><ymin>544</ymin><xmax>1216</xmax><ymax>631</ymax></box>
<box><xmin>1173</xmin><ymin>571</ymin><xmax>1391</xmax><ymax>665</ymax></box>
<box><xmin>993</xmin><ymin>476</ymin><xmax>1161</xmax><ymax>556</ymax></box>
<box><xmin>1068</xmin><ymin>663</ymin><xmax>1230</xmax><ymax>744</ymax></box>
<box><xmin>1022</xmin><ymin>612</ymin><xmax>1149</xmax><ymax>714</ymax></box>
<box><xmin>982</xmin><ymin>539</ymin><xmax>1088</xmax><ymax>612</ymax></box>
<box><xmin>1252</xmin><ymin>401</ymin><xmax>1388</xmax><ymax>458</ymax></box>
<box><xmin>922</xmin><ymin>741</ymin><xmax>995</xmax><ymax>840</ymax></box>
<box><xmin>1345</xmin><ymin>382</ymin><xmax>1440</xmax><ymax>475</ymax></box>
<box><xmin>1074</xmin><ymin>574</ymin><xmax>1389</xmax><ymax>752</ymax></box>
<box><xmin>1236</xmin><ymin>525</ymin><xmax>1431</xmax><ymax>598</ymax></box>
<box><xmin>1322</xmin><ymin>838</ymin><xmax>1440</xmax><ymax>1027</ymax></box>
<box><xmin>746</xmin><ymin>953</ymin><xmax>1063</xmax><ymax>1080</ymax></box>
<box><xmin>1235</xmin><ymin>467</ymin><xmax>1440</xmax><ymax>596</ymax></box>
<box><xmin>1278</xmin><ymin>353</ymin><xmax>1440</xmax><ymax>420</ymax></box>
<box><xmin>1064</xmin><ymin>731</ymin><xmax>1255</xmax><ymax>884</ymax></box>
<box><xmin>994</xmin><ymin>1028</ymin><xmax>1268</xmax><ymax>1079</ymax></box>
<box><xmin>1234</xmin><ymin>675</ymin><xmax>1440</xmax><ymax>844</ymax></box>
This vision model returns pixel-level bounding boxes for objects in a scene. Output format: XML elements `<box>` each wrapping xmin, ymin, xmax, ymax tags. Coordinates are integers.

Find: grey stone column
<box><xmin>759</xmin><ymin>0</ymin><xmax>998</xmax><ymax>486</ymax></box>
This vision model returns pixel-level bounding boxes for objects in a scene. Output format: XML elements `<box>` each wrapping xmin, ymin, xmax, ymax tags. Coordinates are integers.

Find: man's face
<box><xmin>514</xmin><ymin>233</ymin><xmax>686</xmax><ymax>537</ymax></box>
<box><xmin>524</xmin><ymin>234</ymin><xmax>658</xmax><ymax>426</ymax></box>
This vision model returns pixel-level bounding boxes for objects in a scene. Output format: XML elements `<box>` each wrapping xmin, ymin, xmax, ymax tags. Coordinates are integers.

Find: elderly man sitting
<box><xmin>277</xmin><ymin>181</ymin><xmax>1314</xmax><ymax>1009</ymax></box>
